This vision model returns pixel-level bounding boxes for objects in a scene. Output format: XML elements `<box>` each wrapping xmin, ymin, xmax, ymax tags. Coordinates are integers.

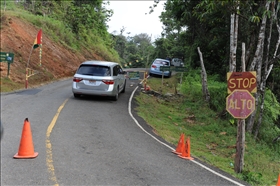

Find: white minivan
<box><xmin>72</xmin><ymin>61</ymin><xmax>127</xmax><ymax>101</ymax></box>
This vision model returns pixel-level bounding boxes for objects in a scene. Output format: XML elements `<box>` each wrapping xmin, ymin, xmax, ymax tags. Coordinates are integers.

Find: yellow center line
<box><xmin>46</xmin><ymin>98</ymin><xmax>69</xmax><ymax>186</ymax></box>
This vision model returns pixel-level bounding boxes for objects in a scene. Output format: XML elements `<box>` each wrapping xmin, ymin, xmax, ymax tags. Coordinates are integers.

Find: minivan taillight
<box><xmin>73</xmin><ymin>77</ymin><xmax>83</xmax><ymax>82</ymax></box>
<box><xmin>152</xmin><ymin>65</ymin><xmax>157</xmax><ymax>68</ymax></box>
<box><xmin>102</xmin><ymin>80</ymin><xmax>114</xmax><ymax>85</ymax></box>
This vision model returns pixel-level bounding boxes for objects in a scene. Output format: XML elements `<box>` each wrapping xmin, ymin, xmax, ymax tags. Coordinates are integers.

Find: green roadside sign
<box><xmin>174</xmin><ymin>66</ymin><xmax>188</xmax><ymax>72</ymax></box>
<box><xmin>160</xmin><ymin>66</ymin><xmax>187</xmax><ymax>72</ymax></box>
<box><xmin>0</xmin><ymin>52</ymin><xmax>14</xmax><ymax>77</ymax></box>
<box><xmin>0</xmin><ymin>52</ymin><xmax>14</xmax><ymax>63</ymax></box>
<box><xmin>160</xmin><ymin>66</ymin><xmax>171</xmax><ymax>71</ymax></box>
<box><xmin>128</xmin><ymin>71</ymin><xmax>140</xmax><ymax>80</ymax></box>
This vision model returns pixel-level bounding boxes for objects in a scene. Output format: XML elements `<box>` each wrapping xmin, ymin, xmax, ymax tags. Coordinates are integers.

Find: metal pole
<box><xmin>25</xmin><ymin>42</ymin><xmax>34</xmax><ymax>89</ymax></box>
<box><xmin>180</xmin><ymin>72</ymin><xmax>183</xmax><ymax>84</ymax></box>
<box><xmin>26</xmin><ymin>45</ymin><xmax>33</xmax><ymax>68</ymax></box>
<box><xmin>162</xmin><ymin>71</ymin><xmax>164</xmax><ymax>86</ymax></box>
<box><xmin>7</xmin><ymin>63</ymin><xmax>10</xmax><ymax>78</ymax></box>
<box><xmin>25</xmin><ymin>68</ymin><xmax>28</xmax><ymax>89</ymax></box>
<box><xmin>144</xmin><ymin>71</ymin><xmax>147</xmax><ymax>90</ymax></box>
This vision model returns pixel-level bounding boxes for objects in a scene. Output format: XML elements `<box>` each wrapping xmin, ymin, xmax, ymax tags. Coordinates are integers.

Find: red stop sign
<box><xmin>226</xmin><ymin>90</ymin><xmax>255</xmax><ymax>119</ymax></box>
<box><xmin>227</xmin><ymin>71</ymin><xmax>257</xmax><ymax>94</ymax></box>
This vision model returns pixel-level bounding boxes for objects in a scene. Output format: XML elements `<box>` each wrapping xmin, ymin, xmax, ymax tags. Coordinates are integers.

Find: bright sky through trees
<box><xmin>106</xmin><ymin>1</ymin><xmax>165</xmax><ymax>40</ymax></box>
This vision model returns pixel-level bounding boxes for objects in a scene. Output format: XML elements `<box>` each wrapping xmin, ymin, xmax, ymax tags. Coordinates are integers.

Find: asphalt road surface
<box><xmin>1</xmin><ymin>70</ymin><xmax>249</xmax><ymax>186</ymax></box>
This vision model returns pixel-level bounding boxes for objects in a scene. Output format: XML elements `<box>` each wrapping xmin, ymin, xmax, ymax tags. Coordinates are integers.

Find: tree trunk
<box><xmin>229</xmin><ymin>11</ymin><xmax>238</xmax><ymax>72</ymax></box>
<box><xmin>229</xmin><ymin>13</ymin><xmax>235</xmax><ymax>71</ymax></box>
<box><xmin>197</xmin><ymin>47</ymin><xmax>210</xmax><ymax>102</ymax></box>
<box><xmin>247</xmin><ymin>1</ymin><xmax>271</xmax><ymax>133</ymax></box>
<box><xmin>234</xmin><ymin>43</ymin><xmax>246</xmax><ymax>173</ymax></box>
<box><xmin>273</xmin><ymin>3</ymin><xmax>280</xmax><ymax>60</ymax></box>
<box><xmin>245</xmin><ymin>34</ymin><xmax>255</xmax><ymax>70</ymax></box>
<box><xmin>254</xmin><ymin>0</ymin><xmax>277</xmax><ymax>139</ymax></box>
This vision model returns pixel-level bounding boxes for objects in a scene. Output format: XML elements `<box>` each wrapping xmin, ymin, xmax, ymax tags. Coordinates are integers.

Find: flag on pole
<box><xmin>32</xmin><ymin>29</ymin><xmax>43</xmax><ymax>66</ymax></box>
<box><xmin>33</xmin><ymin>29</ymin><xmax>42</xmax><ymax>49</ymax></box>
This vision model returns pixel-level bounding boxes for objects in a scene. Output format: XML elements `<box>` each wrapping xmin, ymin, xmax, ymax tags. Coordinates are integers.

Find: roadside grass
<box><xmin>0</xmin><ymin>65</ymin><xmax>57</xmax><ymax>93</ymax></box>
<box><xmin>134</xmin><ymin>73</ymin><xmax>280</xmax><ymax>186</ymax></box>
<box><xmin>0</xmin><ymin>77</ymin><xmax>23</xmax><ymax>92</ymax></box>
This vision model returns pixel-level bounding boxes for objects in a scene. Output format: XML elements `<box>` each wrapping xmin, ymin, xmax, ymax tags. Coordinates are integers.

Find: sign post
<box><xmin>25</xmin><ymin>68</ymin><xmax>38</xmax><ymax>89</ymax></box>
<box><xmin>160</xmin><ymin>66</ymin><xmax>170</xmax><ymax>85</ymax></box>
<box><xmin>226</xmin><ymin>70</ymin><xmax>256</xmax><ymax>173</ymax></box>
<box><xmin>159</xmin><ymin>66</ymin><xmax>188</xmax><ymax>85</ymax></box>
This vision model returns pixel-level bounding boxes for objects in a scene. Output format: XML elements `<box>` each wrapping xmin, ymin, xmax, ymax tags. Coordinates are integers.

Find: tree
<box><xmin>156</xmin><ymin>0</ymin><xmax>280</xmax><ymax>168</ymax></box>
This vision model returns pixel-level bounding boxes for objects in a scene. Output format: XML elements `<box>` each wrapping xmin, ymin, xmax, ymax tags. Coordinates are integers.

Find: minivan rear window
<box><xmin>77</xmin><ymin>65</ymin><xmax>111</xmax><ymax>76</ymax></box>
<box><xmin>154</xmin><ymin>60</ymin><xmax>169</xmax><ymax>65</ymax></box>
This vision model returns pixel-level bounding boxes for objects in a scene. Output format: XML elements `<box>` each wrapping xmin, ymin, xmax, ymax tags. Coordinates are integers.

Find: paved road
<box><xmin>1</xmin><ymin>72</ymin><xmax>249</xmax><ymax>185</ymax></box>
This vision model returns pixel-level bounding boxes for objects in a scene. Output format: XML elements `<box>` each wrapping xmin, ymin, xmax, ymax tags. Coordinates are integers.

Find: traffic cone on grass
<box><xmin>277</xmin><ymin>174</ymin><xmax>280</xmax><ymax>186</ymax></box>
<box><xmin>146</xmin><ymin>85</ymin><xmax>150</xmax><ymax>91</ymax></box>
<box><xmin>178</xmin><ymin>136</ymin><xmax>194</xmax><ymax>160</ymax></box>
<box><xmin>172</xmin><ymin>133</ymin><xmax>185</xmax><ymax>155</ymax></box>
<box><xmin>14</xmin><ymin>118</ymin><xmax>38</xmax><ymax>159</ymax></box>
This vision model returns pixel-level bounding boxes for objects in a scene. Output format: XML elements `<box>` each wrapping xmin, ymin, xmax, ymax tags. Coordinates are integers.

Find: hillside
<box><xmin>0</xmin><ymin>13</ymin><xmax>105</xmax><ymax>91</ymax></box>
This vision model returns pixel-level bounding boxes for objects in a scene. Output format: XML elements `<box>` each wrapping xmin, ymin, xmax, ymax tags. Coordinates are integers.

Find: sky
<box><xmin>105</xmin><ymin>1</ymin><xmax>165</xmax><ymax>41</ymax></box>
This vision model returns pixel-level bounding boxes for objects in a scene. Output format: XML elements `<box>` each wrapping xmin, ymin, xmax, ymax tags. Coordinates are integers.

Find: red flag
<box><xmin>33</xmin><ymin>29</ymin><xmax>42</xmax><ymax>49</ymax></box>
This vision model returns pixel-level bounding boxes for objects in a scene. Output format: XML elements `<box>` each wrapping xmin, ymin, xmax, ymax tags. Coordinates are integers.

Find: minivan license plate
<box><xmin>89</xmin><ymin>80</ymin><xmax>96</xmax><ymax>85</ymax></box>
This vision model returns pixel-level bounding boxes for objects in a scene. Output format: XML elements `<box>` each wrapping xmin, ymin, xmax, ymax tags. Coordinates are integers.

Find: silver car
<box><xmin>72</xmin><ymin>61</ymin><xmax>127</xmax><ymax>101</ymax></box>
<box><xmin>149</xmin><ymin>58</ymin><xmax>172</xmax><ymax>78</ymax></box>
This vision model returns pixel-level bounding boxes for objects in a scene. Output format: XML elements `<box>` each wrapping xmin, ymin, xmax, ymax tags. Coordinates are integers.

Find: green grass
<box><xmin>0</xmin><ymin>77</ymin><xmax>24</xmax><ymax>92</ymax></box>
<box><xmin>135</xmin><ymin>74</ymin><xmax>280</xmax><ymax>186</ymax></box>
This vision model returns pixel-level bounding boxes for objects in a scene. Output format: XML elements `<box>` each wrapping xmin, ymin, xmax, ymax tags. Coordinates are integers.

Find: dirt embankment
<box><xmin>0</xmin><ymin>14</ymin><xmax>104</xmax><ymax>90</ymax></box>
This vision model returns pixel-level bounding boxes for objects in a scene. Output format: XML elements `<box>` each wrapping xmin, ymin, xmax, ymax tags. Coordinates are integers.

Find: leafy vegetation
<box><xmin>136</xmin><ymin>72</ymin><xmax>280</xmax><ymax>185</ymax></box>
<box><xmin>1</xmin><ymin>0</ymin><xmax>119</xmax><ymax>62</ymax></box>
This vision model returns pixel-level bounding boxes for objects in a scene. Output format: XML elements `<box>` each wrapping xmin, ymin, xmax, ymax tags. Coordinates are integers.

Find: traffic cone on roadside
<box><xmin>14</xmin><ymin>118</ymin><xmax>38</xmax><ymax>159</ymax></box>
<box><xmin>178</xmin><ymin>136</ymin><xmax>194</xmax><ymax>160</ymax></box>
<box><xmin>277</xmin><ymin>174</ymin><xmax>280</xmax><ymax>186</ymax></box>
<box><xmin>172</xmin><ymin>133</ymin><xmax>185</xmax><ymax>155</ymax></box>
<box><xmin>146</xmin><ymin>85</ymin><xmax>150</xmax><ymax>91</ymax></box>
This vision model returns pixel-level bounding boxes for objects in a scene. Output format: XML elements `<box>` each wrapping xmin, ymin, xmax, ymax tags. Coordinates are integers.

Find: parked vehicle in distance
<box><xmin>72</xmin><ymin>61</ymin><xmax>127</xmax><ymax>101</ymax></box>
<box><xmin>171</xmin><ymin>58</ymin><xmax>184</xmax><ymax>67</ymax></box>
<box><xmin>149</xmin><ymin>58</ymin><xmax>172</xmax><ymax>78</ymax></box>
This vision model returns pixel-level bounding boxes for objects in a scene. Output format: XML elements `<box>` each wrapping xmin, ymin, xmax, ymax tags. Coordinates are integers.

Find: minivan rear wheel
<box><xmin>112</xmin><ymin>87</ymin><xmax>119</xmax><ymax>101</ymax></box>
<box><xmin>121</xmin><ymin>81</ymin><xmax>126</xmax><ymax>93</ymax></box>
<box><xmin>74</xmin><ymin>93</ymin><xmax>81</xmax><ymax>98</ymax></box>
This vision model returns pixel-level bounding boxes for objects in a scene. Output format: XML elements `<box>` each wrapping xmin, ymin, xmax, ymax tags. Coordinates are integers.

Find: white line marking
<box><xmin>128</xmin><ymin>85</ymin><xmax>245</xmax><ymax>186</ymax></box>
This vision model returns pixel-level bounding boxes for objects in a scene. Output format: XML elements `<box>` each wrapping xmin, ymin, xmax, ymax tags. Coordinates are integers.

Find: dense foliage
<box><xmin>110</xmin><ymin>0</ymin><xmax>280</xmax><ymax>145</ymax></box>
<box><xmin>152</xmin><ymin>0</ymin><xmax>280</xmax><ymax>144</ymax></box>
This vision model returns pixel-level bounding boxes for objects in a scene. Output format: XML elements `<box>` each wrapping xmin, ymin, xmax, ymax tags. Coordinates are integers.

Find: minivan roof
<box><xmin>81</xmin><ymin>60</ymin><xmax>119</xmax><ymax>66</ymax></box>
<box><xmin>155</xmin><ymin>58</ymin><xmax>170</xmax><ymax>62</ymax></box>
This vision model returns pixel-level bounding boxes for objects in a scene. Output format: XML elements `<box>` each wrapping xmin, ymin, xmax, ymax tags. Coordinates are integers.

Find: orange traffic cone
<box><xmin>178</xmin><ymin>136</ymin><xmax>194</xmax><ymax>160</ymax></box>
<box><xmin>14</xmin><ymin>118</ymin><xmax>38</xmax><ymax>159</ymax></box>
<box><xmin>172</xmin><ymin>133</ymin><xmax>185</xmax><ymax>155</ymax></box>
<box><xmin>277</xmin><ymin>174</ymin><xmax>280</xmax><ymax>186</ymax></box>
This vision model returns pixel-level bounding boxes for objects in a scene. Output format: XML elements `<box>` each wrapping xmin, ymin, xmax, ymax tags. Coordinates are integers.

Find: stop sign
<box><xmin>226</xmin><ymin>90</ymin><xmax>255</xmax><ymax>119</ymax></box>
<box><xmin>227</xmin><ymin>71</ymin><xmax>257</xmax><ymax>94</ymax></box>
